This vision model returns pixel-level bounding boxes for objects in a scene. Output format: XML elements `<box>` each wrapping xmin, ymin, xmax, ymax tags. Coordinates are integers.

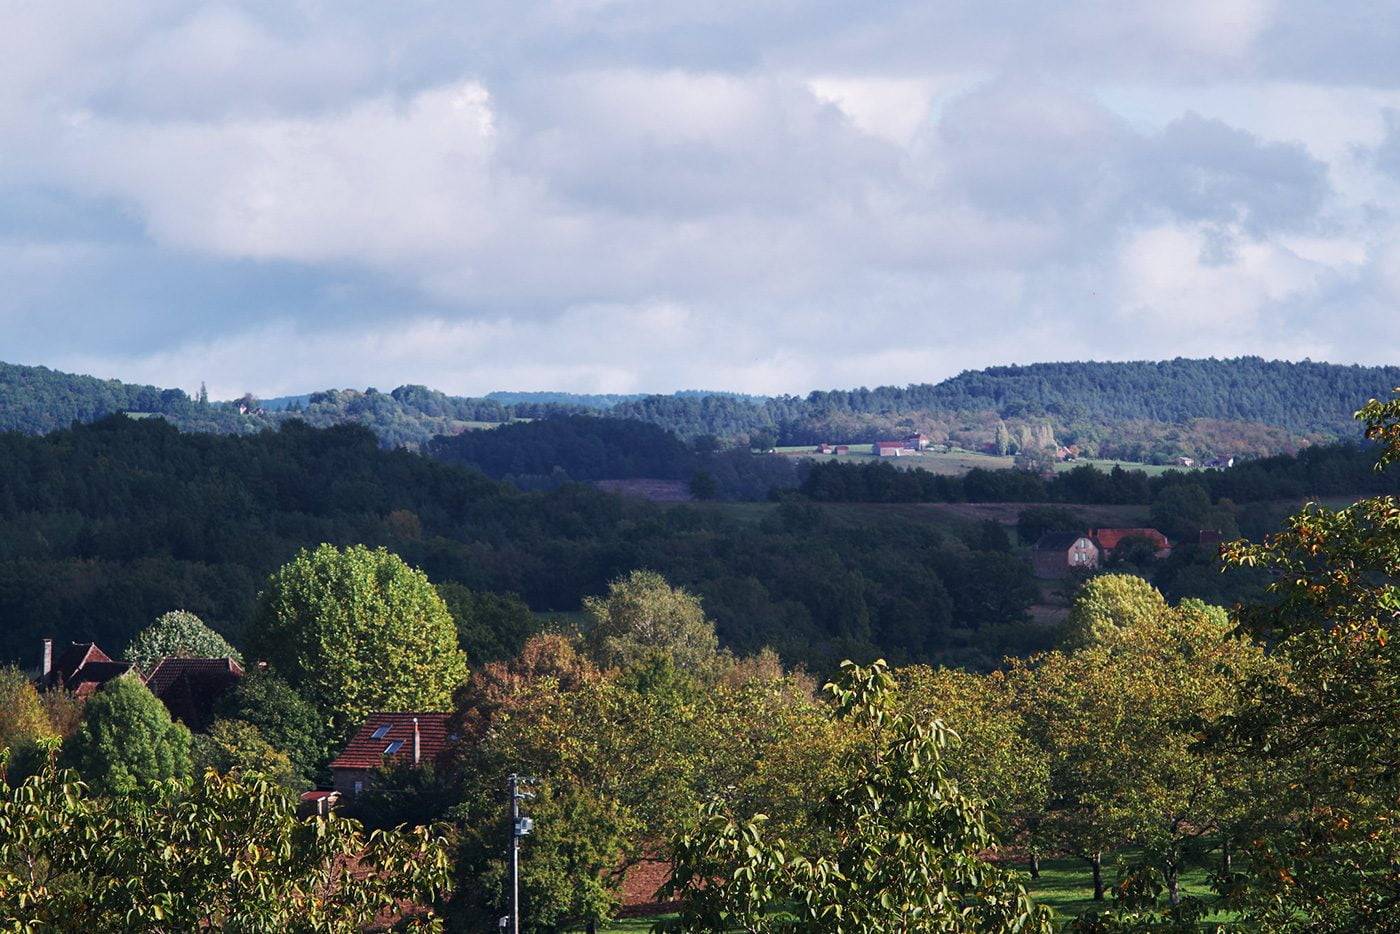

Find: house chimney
<box><xmin>413</xmin><ymin>717</ymin><xmax>421</xmax><ymax>765</ymax></box>
<box><xmin>40</xmin><ymin>638</ymin><xmax>52</xmax><ymax>680</ymax></box>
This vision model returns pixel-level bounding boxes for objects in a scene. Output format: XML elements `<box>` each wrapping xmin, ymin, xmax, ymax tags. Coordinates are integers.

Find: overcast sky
<box><xmin>5</xmin><ymin>2</ymin><xmax>1400</xmax><ymax>398</ymax></box>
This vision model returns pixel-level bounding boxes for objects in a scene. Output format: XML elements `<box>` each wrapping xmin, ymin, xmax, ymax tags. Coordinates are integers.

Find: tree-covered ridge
<box><xmin>7</xmin><ymin>357</ymin><xmax>1400</xmax><ymax>461</ymax></box>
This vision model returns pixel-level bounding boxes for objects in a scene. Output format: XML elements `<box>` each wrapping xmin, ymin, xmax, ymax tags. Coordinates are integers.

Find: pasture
<box><xmin>771</xmin><ymin>445</ymin><xmax>1181</xmax><ymax>478</ymax></box>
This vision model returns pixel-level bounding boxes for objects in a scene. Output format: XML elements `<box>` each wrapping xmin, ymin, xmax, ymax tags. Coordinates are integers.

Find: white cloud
<box><xmin>3</xmin><ymin>1</ymin><xmax>1400</xmax><ymax>395</ymax></box>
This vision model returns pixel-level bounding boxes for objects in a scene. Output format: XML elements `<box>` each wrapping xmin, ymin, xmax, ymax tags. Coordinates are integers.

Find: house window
<box><xmin>371</xmin><ymin>725</ymin><xmax>391</xmax><ymax>739</ymax></box>
<box><xmin>353</xmin><ymin>781</ymin><xmax>363</xmax><ymax>795</ymax></box>
<box><xmin>384</xmin><ymin>740</ymin><xmax>404</xmax><ymax>755</ymax></box>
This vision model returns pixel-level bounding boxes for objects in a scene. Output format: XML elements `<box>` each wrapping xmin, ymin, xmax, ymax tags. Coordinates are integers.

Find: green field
<box><xmin>772</xmin><ymin>445</ymin><xmax>1181</xmax><ymax>478</ymax></box>
<box><xmin>599</xmin><ymin>852</ymin><xmax>1234</xmax><ymax>931</ymax></box>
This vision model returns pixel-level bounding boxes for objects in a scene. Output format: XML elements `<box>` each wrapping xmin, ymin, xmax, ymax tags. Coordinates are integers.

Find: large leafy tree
<box><xmin>1015</xmin><ymin>584</ymin><xmax>1269</xmax><ymax>909</ymax></box>
<box><xmin>582</xmin><ymin>570</ymin><xmax>719</xmax><ymax>673</ymax></box>
<box><xmin>663</xmin><ymin>660</ymin><xmax>1052</xmax><ymax>932</ymax></box>
<box><xmin>245</xmin><ymin>545</ymin><xmax>468</xmax><ymax>733</ymax></box>
<box><xmin>0</xmin><ymin>761</ymin><xmax>451</xmax><ymax>930</ymax></box>
<box><xmin>1061</xmin><ymin>573</ymin><xmax>1167</xmax><ymax>649</ymax></box>
<box><xmin>123</xmin><ymin>609</ymin><xmax>241</xmax><ymax>672</ymax></box>
<box><xmin>59</xmin><ymin>676</ymin><xmax>191</xmax><ymax>796</ymax></box>
<box><xmin>1212</xmin><ymin>393</ymin><xmax>1400</xmax><ymax>929</ymax></box>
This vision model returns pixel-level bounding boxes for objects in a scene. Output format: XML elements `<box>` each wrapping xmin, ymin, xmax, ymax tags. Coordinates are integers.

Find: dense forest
<box><xmin>6</xmin><ymin>357</ymin><xmax>1399</xmax><ymax>462</ymax></box>
<box><xmin>0</xmin><ymin>416</ymin><xmax>1045</xmax><ymax>673</ymax></box>
<box><xmin>427</xmin><ymin>414</ymin><xmax>802</xmax><ymax>498</ymax></box>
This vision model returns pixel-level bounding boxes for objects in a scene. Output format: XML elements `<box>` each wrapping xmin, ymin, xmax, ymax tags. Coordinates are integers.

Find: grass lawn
<box><xmin>1025</xmin><ymin>853</ymin><xmax>1237</xmax><ymax>926</ymax></box>
<box><xmin>597</xmin><ymin>854</ymin><xmax>1239</xmax><ymax>932</ymax></box>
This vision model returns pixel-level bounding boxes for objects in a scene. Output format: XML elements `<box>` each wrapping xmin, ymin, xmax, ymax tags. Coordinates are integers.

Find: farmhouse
<box><xmin>903</xmin><ymin>433</ymin><xmax>931</xmax><ymax>451</ymax></box>
<box><xmin>1032</xmin><ymin>532</ymin><xmax>1100</xmax><ymax>578</ymax></box>
<box><xmin>1091</xmin><ymin>527</ymin><xmax>1171</xmax><ymax>558</ymax></box>
<box><xmin>328</xmin><ymin>712</ymin><xmax>454</xmax><ymax>802</ymax></box>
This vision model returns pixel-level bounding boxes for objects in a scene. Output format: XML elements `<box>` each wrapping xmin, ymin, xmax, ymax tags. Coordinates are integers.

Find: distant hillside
<box><xmin>2</xmin><ymin>357</ymin><xmax>1396</xmax><ymax>463</ymax></box>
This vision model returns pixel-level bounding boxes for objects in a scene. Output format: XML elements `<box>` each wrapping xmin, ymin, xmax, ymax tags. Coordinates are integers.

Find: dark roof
<box><xmin>40</xmin><ymin>642</ymin><xmax>133</xmax><ymax>695</ymax></box>
<box><xmin>1033</xmin><ymin>531</ymin><xmax>1093</xmax><ymax>551</ymax></box>
<box><xmin>329</xmin><ymin>713</ymin><xmax>454</xmax><ymax>772</ymax></box>
<box><xmin>143</xmin><ymin>657</ymin><xmax>244</xmax><ymax>729</ymax></box>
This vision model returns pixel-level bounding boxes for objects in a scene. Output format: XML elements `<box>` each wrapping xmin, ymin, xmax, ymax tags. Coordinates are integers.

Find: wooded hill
<box><xmin>3</xmin><ymin>357</ymin><xmax>1398</xmax><ymax>462</ymax></box>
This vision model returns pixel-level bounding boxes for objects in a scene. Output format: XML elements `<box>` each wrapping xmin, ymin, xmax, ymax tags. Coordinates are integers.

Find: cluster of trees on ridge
<box><xmin>7</xmin><ymin>387</ymin><xmax>1400</xmax><ymax>930</ymax></box>
<box><xmin>6</xmin><ymin>357</ymin><xmax>1400</xmax><ymax>462</ymax></box>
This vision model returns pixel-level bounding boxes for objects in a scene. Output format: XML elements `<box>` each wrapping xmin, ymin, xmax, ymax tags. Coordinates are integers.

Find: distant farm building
<box><xmin>329</xmin><ymin>712</ymin><xmax>454</xmax><ymax>802</ymax></box>
<box><xmin>904</xmin><ymin>433</ymin><xmax>931</xmax><ymax>451</ymax></box>
<box><xmin>816</xmin><ymin>443</ymin><xmax>851</xmax><ymax>455</ymax></box>
<box><xmin>1091</xmin><ymin>528</ymin><xmax>1171</xmax><ymax>558</ymax></box>
<box><xmin>875</xmin><ymin>441</ymin><xmax>914</xmax><ymax>457</ymax></box>
<box><xmin>1032</xmin><ymin>533</ymin><xmax>1100</xmax><ymax>578</ymax></box>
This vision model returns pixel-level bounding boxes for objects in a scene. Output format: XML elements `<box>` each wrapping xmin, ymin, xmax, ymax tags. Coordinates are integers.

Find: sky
<box><xmin>4</xmin><ymin>1</ymin><xmax>1400</xmax><ymax>399</ymax></box>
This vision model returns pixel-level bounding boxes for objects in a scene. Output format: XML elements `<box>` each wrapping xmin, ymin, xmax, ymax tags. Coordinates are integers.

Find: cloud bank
<box><xmin>3</xmin><ymin>1</ymin><xmax>1398</xmax><ymax>397</ymax></box>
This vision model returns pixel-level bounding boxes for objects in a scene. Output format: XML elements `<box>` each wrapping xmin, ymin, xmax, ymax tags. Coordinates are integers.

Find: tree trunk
<box><xmin>1029</xmin><ymin>848</ymin><xmax>1041</xmax><ymax>880</ymax></box>
<box><xmin>1091</xmin><ymin>851</ymin><xmax>1104</xmax><ymax>901</ymax></box>
<box><xmin>1166</xmin><ymin>857</ymin><xmax>1180</xmax><ymax>907</ymax></box>
<box><xmin>1221</xmin><ymin>838</ymin><xmax>1232</xmax><ymax>874</ymax></box>
<box><xmin>587</xmin><ymin>923</ymin><xmax>597</xmax><ymax>934</ymax></box>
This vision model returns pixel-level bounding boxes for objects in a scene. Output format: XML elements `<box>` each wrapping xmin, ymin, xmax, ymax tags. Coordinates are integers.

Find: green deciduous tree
<box><xmin>191</xmin><ymin>718</ymin><xmax>300</xmax><ymax>790</ymax></box>
<box><xmin>1062</xmin><ymin>573</ymin><xmax>1167</xmax><ymax>649</ymax></box>
<box><xmin>214</xmin><ymin>669</ymin><xmax>330</xmax><ymax>785</ymax></box>
<box><xmin>1209</xmin><ymin>392</ymin><xmax>1400</xmax><ymax>929</ymax></box>
<box><xmin>582</xmin><ymin>570</ymin><xmax>719</xmax><ymax>673</ymax></box>
<box><xmin>59</xmin><ymin>676</ymin><xmax>191</xmax><ymax>796</ymax></box>
<box><xmin>123</xmin><ymin>609</ymin><xmax>241</xmax><ymax>672</ymax></box>
<box><xmin>246</xmin><ymin>545</ymin><xmax>468</xmax><ymax>734</ymax></box>
<box><xmin>0</xmin><ymin>761</ymin><xmax>451</xmax><ymax>930</ymax></box>
<box><xmin>663</xmin><ymin>660</ymin><xmax>1053</xmax><ymax>932</ymax></box>
<box><xmin>0</xmin><ymin>666</ymin><xmax>53</xmax><ymax>753</ymax></box>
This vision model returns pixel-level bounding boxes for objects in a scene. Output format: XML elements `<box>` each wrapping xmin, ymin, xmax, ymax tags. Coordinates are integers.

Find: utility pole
<box><xmin>505</xmin><ymin>773</ymin><xmax>536</xmax><ymax>934</ymax></box>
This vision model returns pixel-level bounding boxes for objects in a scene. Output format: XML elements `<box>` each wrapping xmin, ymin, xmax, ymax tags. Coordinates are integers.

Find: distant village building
<box><xmin>1177</xmin><ymin>456</ymin><xmax>1197</xmax><ymax>468</ymax></box>
<box><xmin>875</xmin><ymin>441</ymin><xmax>914</xmax><ymax>457</ymax></box>
<box><xmin>1032</xmin><ymin>533</ymin><xmax>1100</xmax><ymax>578</ymax></box>
<box><xmin>1204</xmin><ymin>457</ymin><xmax>1235</xmax><ymax>470</ymax></box>
<box><xmin>1091</xmin><ymin>528</ymin><xmax>1172</xmax><ymax>558</ymax></box>
<box><xmin>328</xmin><ymin>712</ymin><xmax>454</xmax><ymax>802</ymax></box>
<box><xmin>35</xmin><ymin>640</ymin><xmax>134</xmax><ymax>698</ymax></box>
<box><xmin>143</xmin><ymin>656</ymin><xmax>245</xmax><ymax>730</ymax></box>
<box><xmin>903</xmin><ymin>433</ymin><xmax>931</xmax><ymax>451</ymax></box>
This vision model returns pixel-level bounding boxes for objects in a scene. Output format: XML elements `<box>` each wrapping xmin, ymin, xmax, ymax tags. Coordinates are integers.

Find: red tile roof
<box><xmin>1091</xmin><ymin>528</ymin><xmax>1170</xmax><ymax>551</ymax></box>
<box><xmin>329</xmin><ymin>713</ymin><xmax>455</xmax><ymax>772</ymax></box>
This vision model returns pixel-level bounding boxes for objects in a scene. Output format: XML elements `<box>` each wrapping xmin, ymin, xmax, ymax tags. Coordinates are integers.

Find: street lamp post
<box><xmin>506</xmin><ymin>773</ymin><xmax>536</xmax><ymax>934</ymax></box>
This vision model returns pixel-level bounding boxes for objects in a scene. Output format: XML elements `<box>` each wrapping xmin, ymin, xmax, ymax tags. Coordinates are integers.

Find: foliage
<box><xmin>0</xmin><ymin>761</ymin><xmax>452</xmax><ymax>930</ymax></box>
<box><xmin>123</xmin><ymin>609</ymin><xmax>241</xmax><ymax>672</ymax></box>
<box><xmin>436</xmin><ymin>581</ymin><xmax>538</xmax><ymax>665</ymax></box>
<box><xmin>1209</xmin><ymin>390</ymin><xmax>1400</xmax><ymax>929</ymax></box>
<box><xmin>246</xmin><ymin>544</ymin><xmax>468</xmax><ymax>734</ymax></box>
<box><xmin>191</xmin><ymin>718</ymin><xmax>300</xmax><ymax>790</ymax></box>
<box><xmin>582</xmin><ymin>571</ymin><xmax>720</xmax><ymax>673</ymax></box>
<box><xmin>214</xmin><ymin>669</ymin><xmax>330</xmax><ymax>785</ymax></box>
<box><xmin>1061</xmin><ymin>574</ymin><xmax>1167</xmax><ymax>649</ymax></box>
<box><xmin>0</xmin><ymin>416</ymin><xmax>1053</xmax><ymax>675</ymax></box>
<box><xmin>350</xmin><ymin>760</ymin><xmax>460</xmax><ymax>832</ymax></box>
<box><xmin>0</xmin><ymin>667</ymin><xmax>53</xmax><ymax>754</ymax></box>
<box><xmin>1013</xmin><ymin>586</ymin><xmax>1270</xmax><ymax>907</ymax></box>
<box><xmin>59</xmin><ymin>676</ymin><xmax>191</xmax><ymax>796</ymax></box>
<box><xmin>662</xmin><ymin>660</ymin><xmax>1053</xmax><ymax>932</ymax></box>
